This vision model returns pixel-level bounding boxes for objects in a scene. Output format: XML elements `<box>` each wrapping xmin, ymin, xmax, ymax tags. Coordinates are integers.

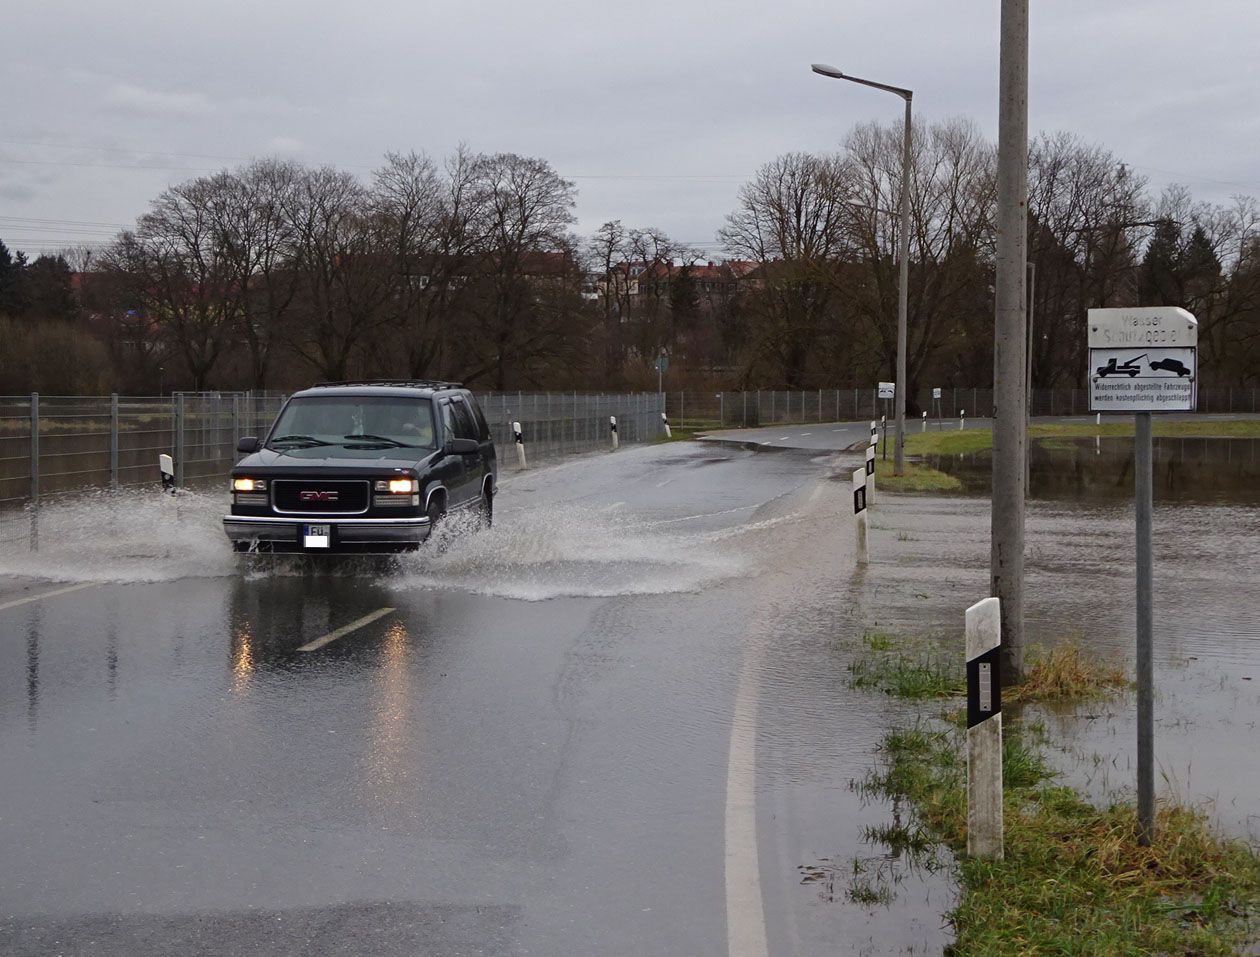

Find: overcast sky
<box><xmin>4</xmin><ymin>0</ymin><xmax>1260</xmax><ymax>261</ymax></box>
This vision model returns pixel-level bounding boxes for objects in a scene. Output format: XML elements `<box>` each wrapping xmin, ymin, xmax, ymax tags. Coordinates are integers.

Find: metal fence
<box><xmin>0</xmin><ymin>390</ymin><xmax>666</xmax><ymax>513</ymax></box>
<box><xmin>665</xmin><ymin>386</ymin><xmax>1260</xmax><ymax>429</ymax></box>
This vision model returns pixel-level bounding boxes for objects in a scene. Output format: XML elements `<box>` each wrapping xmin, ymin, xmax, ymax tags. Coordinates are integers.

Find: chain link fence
<box><xmin>0</xmin><ymin>391</ymin><xmax>667</xmax><ymax>543</ymax></box>
<box><xmin>664</xmin><ymin>386</ymin><xmax>1260</xmax><ymax>429</ymax></box>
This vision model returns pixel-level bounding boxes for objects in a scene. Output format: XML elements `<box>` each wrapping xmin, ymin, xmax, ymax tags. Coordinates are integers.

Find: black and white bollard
<box><xmin>609</xmin><ymin>415</ymin><xmax>619</xmax><ymax>451</ymax></box>
<box><xmin>159</xmin><ymin>453</ymin><xmax>176</xmax><ymax>493</ymax></box>
<box><xmin>865</xmin><ymin>442</ymin><xmax>876</xmax><ymax>505</ymax></box>
<box><xmin>966</xmin><ymin>596</ymin><xmax>1003</xmax><ymax>860</ymax></box>
<box><xmin>922</xmin><ymin>410</ymin><xmax>928</xmax><ymax>432</ymax></box>
<box><xmin>512</xmin><ymin>421</ymin><xmax>528</xmax><ymax>470</ymax></box>
<box><xmin>870</xmin><ymin>420</ymin><xmax>878</xmax><ymax>446</ymax></box>
<box><xmin>959</xmin><ymin>408</ymin><xmax>966</xmax><ymax>431</ymax></box>
<box><xmin>852</xmin><ymin>467</ymin><xmax>868</xmax><ymax>565</ymax></box>
<box><xmin>661</xmin><ymin>411</ymin><xmax>672</xmax><ymax>439</ymax></box>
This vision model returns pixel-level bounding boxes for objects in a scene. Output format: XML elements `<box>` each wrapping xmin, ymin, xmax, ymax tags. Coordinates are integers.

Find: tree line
<box><xmin>2</xmin><ymin>125</ymin><xmax>1258</xmax><ymax>396</ymax></box>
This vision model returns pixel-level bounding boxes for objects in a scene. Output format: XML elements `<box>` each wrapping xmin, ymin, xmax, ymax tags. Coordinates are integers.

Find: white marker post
<box><xmin>853</xmin><ymin>467</ymin><xmax>868</xmax><ymax>564</ymax></box>
<box><xmin>966</xmin><ymin>596</ymin><xmax>1003</xmax><ymax>860</ymax></box>
<box><xmin>922</xmin><ymin>410</ymin><xmax>927</xmax><ymax>432</ymax></box>
<box><xmin>159</xmin><ymin>453</ymin><xmax>176</xmax><ymax>493</ymax></box>
<box><xmin>865</xmin><ymin>443</ymin><xmax>877</xmax><ymax>506</ymax></box>
<box><xmin>661</xmin><ymin>411</ymin><xmax>672</xmax><ymax>439</ymax></box>
<box><xmin>959</xmin><ymin>408</ymin><xmax>966</xmax><ymax>431</ymax></box>
<box><xmin>512</xmin><ymin>421</ymin><xmax>527</xmax><ymax>470</ymax></box>
<box><xmin>1088</xmin><ymin>305</ymin><xmax>1199</xmax><ymax>846</ymax></box>
<box><xmin>609</xmin><ymin>415</ymin><xmax>619</xmax><ymax>451</ymax></box>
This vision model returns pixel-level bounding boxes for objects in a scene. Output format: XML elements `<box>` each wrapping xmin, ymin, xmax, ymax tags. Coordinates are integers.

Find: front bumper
<box><xmin>222</xmin><ymin>514</ymin><xmax>432</xmax><ymax>553</ymax></box>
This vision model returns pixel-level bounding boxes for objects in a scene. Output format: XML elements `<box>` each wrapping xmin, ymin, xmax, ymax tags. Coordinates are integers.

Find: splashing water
<box><xmin>0</xmin><ymin>492</ymin><xmax>794</xmax><ymax>599</ymax></box>
<box><xmin>390</xmin><ymin>504</ymin><xmax>759</xmax><ymax>601</ymax></box>
<box><xmin>0</xmin><ymin>489</ymin><xmax>240</xmax><ymax>583</ymax></box>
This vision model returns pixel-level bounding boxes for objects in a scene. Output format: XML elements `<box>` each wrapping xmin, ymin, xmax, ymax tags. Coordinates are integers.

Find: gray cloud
<box><xmin>3</xmin><ymin>0</ymin><xmax>1259</xmax><ymax>254</ymax></box>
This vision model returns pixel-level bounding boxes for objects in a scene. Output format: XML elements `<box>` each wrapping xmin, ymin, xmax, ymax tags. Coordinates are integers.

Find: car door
<box><xmin>448</xmin><ymin>396</ymin><xmax>483</xmax><ymax>507</ymax></box>
<box><xmin>434</xmin><ymin>399</ymin><xmax>468</xmax><ymax>509</ymax></box>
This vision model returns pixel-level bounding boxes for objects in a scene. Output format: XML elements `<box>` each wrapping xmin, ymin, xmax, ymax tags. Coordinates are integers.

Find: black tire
<box><xmin>426</xmin><ymin>495</ymin><xmax>445</xmax><ymax>529</ymax></box>
<box><xmin>478</xmin><ymin>486</ymin><xmax>493</xmax><ymax>529</ymax></box>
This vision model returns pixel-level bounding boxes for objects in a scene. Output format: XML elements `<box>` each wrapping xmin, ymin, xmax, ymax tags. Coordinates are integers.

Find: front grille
<box><xmin>273</xmin><ymin>479</ymin><xmax>370</xmax><ymax>514</ymax></box>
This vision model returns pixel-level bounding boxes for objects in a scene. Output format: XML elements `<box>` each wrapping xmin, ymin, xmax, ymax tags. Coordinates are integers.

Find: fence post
<box><xmin>174</xmin><ymin>393</ymin><xmax>186</xmax><ymax>489</ymax></box>
<box><xmin>966</xmin><ymin>596</ymin><xmax>1004</xmax><ymax>860</ymax></box>
<box><xmin>853</xmin><ymin>467</ymin><xmax>868</xmax><ymax>565</ymax></box>
<box><xmin>742</xmin><ymin>391</ymin><xmax>748</xmax><ymax>427</ymax></box>
<box><xmin>30</xmin><ymin>393</ymin><xmax>39</xmax><ymax>505</ymax></box>
<box><xmin>110</xmin><ymin>393</ymin><xmax>120</xmax><ymax>489</ymax></box>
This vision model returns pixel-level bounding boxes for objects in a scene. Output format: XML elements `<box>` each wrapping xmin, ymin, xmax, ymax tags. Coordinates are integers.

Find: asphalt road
<box><xmin>0</xmin><ymin>441</ymin><xmax>946</xmax><ymax>956</ymax></box>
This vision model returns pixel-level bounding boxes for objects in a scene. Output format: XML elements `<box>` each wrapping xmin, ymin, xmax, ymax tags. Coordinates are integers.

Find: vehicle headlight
<box><xmin>232</xmin><ymin>477</ymin><xmax>267</xmax><ymax>492</ymax></box>
<box><xmin>375</xmin><ymin>478</ymin><xmax>418</xmax><ymax>494</ymax></box>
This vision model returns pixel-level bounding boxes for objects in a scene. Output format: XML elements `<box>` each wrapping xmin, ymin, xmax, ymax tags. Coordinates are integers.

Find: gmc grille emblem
<box><xmin>299</xmin><ymin>490</ymin><xmax>339</xmax><ymax>502</ymax></box>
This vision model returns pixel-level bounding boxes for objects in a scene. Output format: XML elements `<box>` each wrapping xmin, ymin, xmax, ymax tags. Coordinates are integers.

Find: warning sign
<box><xmin>1088</xmin><ymin>308</ymin><xmax>1197</xmax><ymax>413</ymax></box>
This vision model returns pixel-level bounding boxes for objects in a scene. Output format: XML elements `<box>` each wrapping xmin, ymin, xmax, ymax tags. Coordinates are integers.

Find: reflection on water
<box><xmin>231</xmin><ymin>625</ymin><xmax>254</xmax><ymax>692</ymax></box>
<box><xmin>931</xmin><ymin>437</ymin><xmax>1260</xmax><ymax>504</ymax></box>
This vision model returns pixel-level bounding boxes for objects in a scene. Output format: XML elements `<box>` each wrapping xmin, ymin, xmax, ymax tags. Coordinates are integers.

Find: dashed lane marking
<box><xmin>297</xmin><ymin>607</ymin><xmax>396</xmax><ymax>652</ymax></box>
<box><xmin>0</xmin><ymin>582</ymin><xmax>100</xmax><ymax>612</ymax></box>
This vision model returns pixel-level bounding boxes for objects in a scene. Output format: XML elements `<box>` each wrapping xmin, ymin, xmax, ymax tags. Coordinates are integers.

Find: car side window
<box><xmin>440</xmin><ymin>403</ymin><xmax>457</xmax><ymax>445</ymax></box>
<box><xmin>450</xmin><ymin>399</ymin><xmax>478</xmax><ymax>440</ymax></box>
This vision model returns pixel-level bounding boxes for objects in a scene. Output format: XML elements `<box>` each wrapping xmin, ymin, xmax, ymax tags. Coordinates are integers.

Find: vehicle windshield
<box><xmin>266</xmin><ymin>395</ymin><xmax>437</xmax><ymax>456</ymax></box>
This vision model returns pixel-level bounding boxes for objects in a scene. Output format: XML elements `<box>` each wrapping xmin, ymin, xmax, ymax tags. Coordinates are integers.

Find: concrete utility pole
<box><xmin>991</xmin><ymin>0</ymin><xmax>1028</xmax><ymax>683</ymax></box>
<box><xmin>811</xmin><ymin>62</ymin><xmax>912</xmax><ymax>475</ymax></box>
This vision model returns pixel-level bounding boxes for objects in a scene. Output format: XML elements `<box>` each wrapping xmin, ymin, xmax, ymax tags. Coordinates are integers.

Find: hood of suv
<box><xmin>233</xmin><ymin>446</ymin><xmax>437</xmax><ymax>475</ymax></box>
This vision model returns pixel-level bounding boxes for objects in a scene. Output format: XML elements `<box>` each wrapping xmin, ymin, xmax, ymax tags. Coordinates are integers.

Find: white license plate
<box><xmin>303</xmin><ymin>524</ymin><xmax>331</xmax><ymax>548</ymax></box>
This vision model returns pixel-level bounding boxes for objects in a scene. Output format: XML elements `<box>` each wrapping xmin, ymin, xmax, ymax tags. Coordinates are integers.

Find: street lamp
<box><xmin>812</xmin><ymin>63</ymin><xmax>913</xmax><ymax>475</ymax></box>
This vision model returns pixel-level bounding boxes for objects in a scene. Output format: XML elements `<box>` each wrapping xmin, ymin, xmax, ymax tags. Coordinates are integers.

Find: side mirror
<box><xmin>237</xmin><ymin>436</ymin><xmax>260</xmax><ymax>454</ymax></box>
<box><xmin>448</xmin><ymin>438</ymin><xmax>479</xmax><ymax>455</ymax></box>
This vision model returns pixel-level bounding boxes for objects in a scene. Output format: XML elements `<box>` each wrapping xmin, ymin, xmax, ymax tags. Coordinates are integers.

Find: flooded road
<box><xmin>3</xmin><ymin>428</ymin><xmax>1256</xmax><ymax>955</ymax></box>
<box><xmin>0</xmin><ymin>442</ymin><xmax>952</xmax><ymax>956</ymax></box>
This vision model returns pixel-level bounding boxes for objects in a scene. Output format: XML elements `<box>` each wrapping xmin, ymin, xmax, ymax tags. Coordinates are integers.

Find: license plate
<box><xmin>303</xmin><ymin>524</ymin><xmax>331</xmax><ymax>548</ymax></box>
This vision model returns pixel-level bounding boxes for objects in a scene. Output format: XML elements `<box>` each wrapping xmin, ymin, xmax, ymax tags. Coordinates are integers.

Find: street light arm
<box><xmin>810</xmin><ymin>63</ymin><xmax>912</xmax><ymax>100</ymax></box>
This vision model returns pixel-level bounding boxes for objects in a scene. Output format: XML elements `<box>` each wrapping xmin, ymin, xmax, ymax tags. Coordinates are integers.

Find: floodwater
<box><xmin>866</xmin><ymin>443</ymin><xmax>1260</xmax><ymax>842</ymax></box>
<box><xmin>930</xmin><ymin>436</ymin><xmax>1260</xmax><ymax>504</ymax></box>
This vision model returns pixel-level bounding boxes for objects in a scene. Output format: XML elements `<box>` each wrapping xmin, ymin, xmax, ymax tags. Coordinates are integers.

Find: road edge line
<box><xmin>725</xmin><ymin>647</ymin><xmax>769</xmax><ymax>957</ymax></box>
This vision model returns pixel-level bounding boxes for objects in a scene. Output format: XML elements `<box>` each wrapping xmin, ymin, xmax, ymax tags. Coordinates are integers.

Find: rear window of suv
<box><xmin>267</xmin><ymin>395</ymin><xmax>437</xmax><ymax>456</ymax></box>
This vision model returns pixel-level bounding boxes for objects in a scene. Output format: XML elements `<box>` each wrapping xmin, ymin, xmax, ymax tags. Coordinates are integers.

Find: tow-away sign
<box><xmin>1088</xmin><ymin>307</ymin><xmax>1197</xmax><ymax>413</ymax></box>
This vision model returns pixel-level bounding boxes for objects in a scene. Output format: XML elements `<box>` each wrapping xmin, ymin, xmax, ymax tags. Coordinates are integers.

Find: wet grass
<box><xmin>848</xmin><ymin>632</ymin><xmax>964</xmax><ymax>699</ymax></box>
<box><xmin>876</xmin><ymin>462</ymin><xmax>964</xmax><ymax>493</ymax></box>
<box><xmin>850</xmin><ymin>632</ymin><xmax>1260</xmax><ymax>953</ymax></box>
<box><xmin>903</xmin><ymin>418</ymin><xmax>1260</xmax><ymax>457</ymax></box>
<box><xmin>1007</xmin><ymin>641</ymin><xmax>1129</xmax><ymax>704</ymax></box>
<box><xmin>865</xmin><ymin>720</ymin><xmax>1260</xmax><ymax>955</ymax></box>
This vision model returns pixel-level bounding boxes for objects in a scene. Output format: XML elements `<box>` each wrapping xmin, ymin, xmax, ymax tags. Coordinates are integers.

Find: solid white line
<box><xmin>0</xmin><ymin>582</ymin><xmax>99</xmax><ymax>612</ymax></box>
<box><xmin>297</xmin><ymin>607</ymin><xmax>396</xmax><ymax>652</ymax></box>
<box><xmin>725</xmin><ymin>647</ymin><xmax>769</xmax><ymax>957</ymax></box>
<box><xmin>800</xmin><ymin>432</ymin><xmax>812</xmax><ymax>436</ymax></box>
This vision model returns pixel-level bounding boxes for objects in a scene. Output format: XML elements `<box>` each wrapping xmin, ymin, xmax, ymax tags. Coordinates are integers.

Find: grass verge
<box><xmin>874</xmin><ymin>461</ymin><xmax>964</xmax><ymax>493</ymax></box>
<box><xmin>849</xmin><ymin>632</ymin><xmax>1260</xmax><ymax>954</ymax></box>
<box><xmin>903</xmin><ymin>418</ymin><xmax>1260</xmax><ymax>457</ymax></box>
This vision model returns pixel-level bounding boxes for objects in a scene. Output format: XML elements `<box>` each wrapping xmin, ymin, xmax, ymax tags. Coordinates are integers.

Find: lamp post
<box><xmin>811</xmin><ymin>63</ymin><xmax>912</xmax><ymax>475</ymax></box>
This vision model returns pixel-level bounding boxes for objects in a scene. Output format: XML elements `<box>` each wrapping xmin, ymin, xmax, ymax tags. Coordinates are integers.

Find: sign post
<box><xmin>1088</xmin><ymin>306</ymin><xmax>1198</xmax><ymax>846</ymax></box>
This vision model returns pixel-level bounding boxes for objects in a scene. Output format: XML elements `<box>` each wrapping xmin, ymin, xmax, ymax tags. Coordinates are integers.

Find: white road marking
<box><xmin>297</xmin><ymin>607</ymin><xmax>396</xmax><ymax>652</ymax></box>
<box><xmin>800</xmin><ymin>432</ymin><xmax>812</xmax><ymax>436</ymax></box>
<box><xmin>0</xmin><ymin>582</ymin><xmax>100</xmax><ymax>612</ymax></box>
<box><xmin>778</xmin><ymin>436</ymin><xmax>790</xmax><ymax>440</ymax></box>
<box><xmin>725</xmin><ymin>644</ymin><xmax>769</xmax><ymax>957</ymax></box>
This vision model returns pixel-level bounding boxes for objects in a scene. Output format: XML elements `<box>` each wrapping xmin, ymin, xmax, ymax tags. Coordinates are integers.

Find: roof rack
<box><xmin>311</xmin><ymin>379</ymin><xmax>464</xmax><ymax>390</ymax></box>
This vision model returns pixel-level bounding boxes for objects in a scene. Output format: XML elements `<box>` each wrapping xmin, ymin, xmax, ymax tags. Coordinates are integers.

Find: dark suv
<box><xmin>223</xmin><ymin>381</ymin><xmax>497</xmax><ymax>553</ymax></box>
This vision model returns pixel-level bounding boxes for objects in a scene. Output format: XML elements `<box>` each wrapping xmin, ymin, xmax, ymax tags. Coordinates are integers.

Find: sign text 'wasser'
<box><xmin>1088</xmin><ymin>307</ymin><xmax>1197</xmax><ymax>413</ymax></box>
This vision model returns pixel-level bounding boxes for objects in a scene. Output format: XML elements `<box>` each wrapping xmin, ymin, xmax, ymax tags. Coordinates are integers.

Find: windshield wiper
<box><xmin>341</xmin><ymin>434</ymin><xmax>419</xmax><ymax>448</ymax></box>
<box><xmin>268</xmin><ymin>434</ymin><xmax>334</xmax><ymax>447</ymax></box>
